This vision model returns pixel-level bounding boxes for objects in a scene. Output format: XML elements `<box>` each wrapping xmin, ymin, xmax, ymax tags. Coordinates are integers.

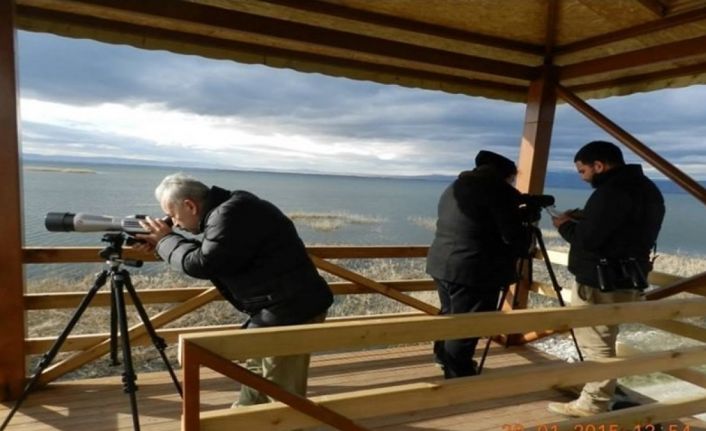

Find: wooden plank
<box><xmin>309</xmin><ymin>255</ymin><xmax>439</xmax><ymax>315</ymax></box>
<box><xmin>511</xmin><ymin>66</ymin><xmax>558</xmax><ymax>321</ymax></box>
<box><xmin>28</xmin><ymin>312</ymin><xmax>424</xmax><ymax>355</ymax></box>
<box><xmin>255</xmin><ymin>0</ymin><xmax>544</xmax><ymax>55</ymax></box>
<box><xmin>22</xmin><ymin>245</ymin><xmax>430</xmax><ymax>263</ymax></box>
<box><xmin>646</xmin><ymin>270</ymin><xmax>706</xmax><ymax>299</ymax></box>
<box><xmin>0</xmin><ymin>0</ymin><xmax>26</xmax><ymax>401</ymax></box>
<box><xmin>198</xmin><ymin>346</ymin><xmax>706</xmax><ymax>431</ymax></box>
<box><xmin>646</xmin><ymin>319</ymin><xmax>706</xmax><ymax>343</ymax></box>
<box><xmin>617</xmin><ymin>341</ymin><xmax>706</xmax><ymax>389</ymax></box>
<box><xmin>18</xmin><ymin>0</ymin><xmax>537</xmax><ymax>81</ymax></box>
<box><xmin>23</xmin><ymin>279</ymin><xmax>436</xmax><ymax>309</ymax></box>
<box><xmin>560</xmin><ymin>35</ymin><xmax>706</xmax><ymax>80</ymax></box>
<box><xmin>637</xmin><ymin>0</ymin><xmax>667</xmax><ymax>16</ymax></box>
<box><xmin>24</xmin><ymin>287</ymin><xmax>211</xmax><ymax>309</ymax></box>
<box><xmin>556</xmin><ymin>6</ymin><xmax>706</xmax><ymax>54</ymax></box>
<box><xmin>556</xmin><ymin>84</ymin><xmax>706</xmax><ymax>205</ymax></box>
<box><xmin>182</xmin><ymin>297</ymin><xmax>706</xmax><ymax>361</ymax></box>
<box><xmin>191</xmin><ymin>343</ymin><xmax>370</xmax><ymax>431</ymax></box>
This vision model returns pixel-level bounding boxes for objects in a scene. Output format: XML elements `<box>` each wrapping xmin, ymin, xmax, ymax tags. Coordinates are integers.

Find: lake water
<box><xmin>21</xmin><ymin>161</ymin><xmax>706</xmax><ymax>279</ymax></box>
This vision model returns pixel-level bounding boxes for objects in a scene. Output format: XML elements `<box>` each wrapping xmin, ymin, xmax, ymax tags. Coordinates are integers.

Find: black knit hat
<box><xmin>475</xmin><ymin>150</ymin><xmax>517</xmax><ymax>178</ymax></box>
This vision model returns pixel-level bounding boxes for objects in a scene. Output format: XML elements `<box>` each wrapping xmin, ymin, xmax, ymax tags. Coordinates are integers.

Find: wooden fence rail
<box><xmin>180</xmin><ymin>298</ymin><xmax>706</xmax><ymax>431</ymax></box>
<box><xmin>19</xmin><ymin>245</ymin><xmax>702</xmax><ymax>384</ymax></box>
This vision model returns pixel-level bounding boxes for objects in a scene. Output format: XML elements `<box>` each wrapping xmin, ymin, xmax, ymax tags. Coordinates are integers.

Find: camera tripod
<box><xmin>1</xmin><ymin>233</ymin><xmax>182</xmax><ymax>431</ymax></box>
<box><xmin>478</xmin><ymin>224</ymin><xmax>583</xmax><ymax>374</ymax></box>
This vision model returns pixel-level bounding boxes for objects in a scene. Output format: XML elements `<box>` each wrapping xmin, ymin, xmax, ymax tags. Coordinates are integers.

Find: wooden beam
<box><xmin>22</xmin><ymin>245</ymin><xmax>432</xmax><ymax>263</ymax></box>
<box><xmin>646</xmin><ymin>319</ymin><xmax>706</xmax><ymax>343</ymax></box>
<box><xmin>0</xmin><ymin>0</ymin><xmax>26</xmax><ymax>401</ymax></box>
<box><xmin>309</xmin><ymin>255</ymin><xmax>439</xmax><ymax>315</ymax></box>
<box><xmin>188</xmin><ymin>343</ymin><xmax>370</xmax><ymax>431</ymax></box>
<box><xmin>258</xmin><ymin>0</ymin><xmax>544</xmax><ymax>55</ymax></box>
<box><xmin>27</xmin><ymin>312</ymin><xmax>425</xmax><ymax>354</ymax></box>
<box><xmin>195</xmin><ymin>345</ymin><xmax>706</xmax><ymax>431</ymax></box>
<box><xmin>182</xmin><ymin>297</ymin><xmax>706</xmax><ymax>361</ymax></box>
<box><xmin>15</xmin><ymin>6</ymin><xmax>528</xmax><ymax>102</ymax></box>
<box><xmin>568</xmin><ymin>60</ymin><xmax>706</xmax><ymax>94</ymax></box>
<box><xmin>637</xmin><ymin>0</ymin><xmax>668</xmax><ymax>17</ymax></box>
<box><xmin>556</xmin><ymin>6</ymin><xmax>706</xmax><ymax>54</ymax></box>
<box><xmin>543</xmin><ymin>0</ymin><xmax>559</xmax><ymax>61</ymax></box>
<box><xmin>17</xmin><ymin>0</ymin><xmax>536</xmax><ymax>81</ymax></box>
<box><xmin>560</xmin><ymin>34</ymin><xmax>706</xmax><ymax>80</ymax></box>
<box><xmin>509</xmin><ymin>66</ymin><xmax>557</xmax><ymax>326</ymax></box>
<box><xmin>555</xmin><ymin>84</ymin><xmax>706</xmax><ymax>205</ymax></box>
<box><xmin>646</xmin><ymin>271</ymin><xmax>706</xmax><ymax>300</ymax></box>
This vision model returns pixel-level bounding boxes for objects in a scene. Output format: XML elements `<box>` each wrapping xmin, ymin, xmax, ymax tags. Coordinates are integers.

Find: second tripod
<box><xmin>477</xmin><ymin>224</ymin><xmax>583</xmax><ymax>374</ymax></box>
<box><xmin>1</xmin><ymin>233</ymin><xmax>183</xmax><ymax>431</ymax></box>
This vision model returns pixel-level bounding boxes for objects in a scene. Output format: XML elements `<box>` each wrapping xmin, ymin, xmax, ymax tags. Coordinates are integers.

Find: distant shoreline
<box><xmin>24</xmin><ymin>166</ymin><xmax>96</xmax><ymax>174</ymax></box>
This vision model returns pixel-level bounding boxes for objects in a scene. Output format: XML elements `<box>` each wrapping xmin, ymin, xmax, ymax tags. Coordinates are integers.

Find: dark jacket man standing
<box><xmin>548</xmin><ymin>141</ymin><xmax>664</xmax><ymax>417</ymax></box>
<box><xmin>136</xmin><ymin>173</ymin><xmax>333</xmax><ymax>406</ymax></box>
<box><xmin>426</xmin><ymin>150</ymin><xmax>529</xmax><ymax>378</ymax></box>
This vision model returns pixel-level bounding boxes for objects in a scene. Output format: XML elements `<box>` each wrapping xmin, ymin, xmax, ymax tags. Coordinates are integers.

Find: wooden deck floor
<box><xmin>2</xmin><ymin>343</ymin><xmax>705</xmax><ymax>430</ymax></box>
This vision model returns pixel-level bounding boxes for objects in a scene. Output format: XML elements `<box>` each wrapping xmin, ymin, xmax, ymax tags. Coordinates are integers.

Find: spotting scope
<box><xmin>45</xmin><ymin>212</ymin><xmax>161</xmax><ymax>234</ymax></box>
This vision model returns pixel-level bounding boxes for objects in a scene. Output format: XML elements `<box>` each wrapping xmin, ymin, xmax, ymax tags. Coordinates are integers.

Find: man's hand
<box><xmin>133</xmin><ymin>216</ymin><xmax>174</xmax><ymax>252</ymax></box>
<box><xmin>551</xmin><ymin>211</ymin><xmax>574</xmax><ymax>228</ymax></box>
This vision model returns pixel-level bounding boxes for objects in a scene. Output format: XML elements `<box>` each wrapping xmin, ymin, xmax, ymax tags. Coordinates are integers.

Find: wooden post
<box><xmin>0</xmin><ymin>0</ymin><xmax>27</xmax><ymax>401</ymax></box>
<box><xmin>505</xmin><ymin>67</ymin><xmax>557</xmax><ymax>325</ymax></box>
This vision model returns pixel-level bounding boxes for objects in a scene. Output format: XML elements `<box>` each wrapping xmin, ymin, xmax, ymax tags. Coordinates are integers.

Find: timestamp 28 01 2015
<box><xmin>502</xmin><ymin>423</ymin><xmax>690</xmax><ymax>431</ymax></box>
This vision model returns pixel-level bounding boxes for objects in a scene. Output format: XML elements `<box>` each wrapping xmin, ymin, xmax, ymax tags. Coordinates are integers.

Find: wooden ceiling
<box><xmin>12</xmin><ymin>0</ymin><xmax>706</xmax><ymax>102</ymax></box>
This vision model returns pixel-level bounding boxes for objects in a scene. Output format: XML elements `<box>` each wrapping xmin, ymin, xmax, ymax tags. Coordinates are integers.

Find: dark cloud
<box><xmin>17</xmin><ymin>31</ymin><xmax>706</xmax><ymax>178</ymax></box>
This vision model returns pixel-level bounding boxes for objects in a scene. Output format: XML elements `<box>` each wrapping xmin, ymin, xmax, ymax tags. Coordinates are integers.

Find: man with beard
<box><xmin>548</xmin><ymin>141</ymin><xmax>665</xmax><ymax>417</ymax></box>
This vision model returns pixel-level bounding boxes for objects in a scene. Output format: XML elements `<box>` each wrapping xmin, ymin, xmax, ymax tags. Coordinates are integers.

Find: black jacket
<box><xmin>426</xmin><ymin>166</ymin><xmax>530</xmax><ymax>288</ymax></box>
<box><xmin>558</xmin><ymin>164</ymin><xmax>665</xmax><ymax>287</ymax></box>
<box><xmin>156</xmin><ymin>186</ymin><xmax>333</xmax><ymax>326</ymax></box>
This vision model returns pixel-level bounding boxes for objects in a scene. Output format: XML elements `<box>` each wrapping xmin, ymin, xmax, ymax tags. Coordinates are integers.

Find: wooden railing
<box><xmin>180</xmin><ymin>298</ymin><xmax>706</xmax><ymax>431</ymax></box>
<box><xmin>19</xmin><ymin>245</ymin><xmax>702</xmax><ymax>384</ymax></box>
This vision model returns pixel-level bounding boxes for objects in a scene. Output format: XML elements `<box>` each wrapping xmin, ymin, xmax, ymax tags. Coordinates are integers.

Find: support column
<box><xmin>0</xmin><ymin>0</ymin><xmax>27</xmax><ymax>400</ymax></box>
<box><xmin>504</xmin><ymin>67</ymin><xmax>557</xmax><ymax>330</ymax></box>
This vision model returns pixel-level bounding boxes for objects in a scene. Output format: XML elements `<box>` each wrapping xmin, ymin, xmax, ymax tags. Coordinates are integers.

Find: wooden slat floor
<box><xmin>1</xmin><ymin>343</ymin><xmax>705</xmax><ymax>430</ymax></box>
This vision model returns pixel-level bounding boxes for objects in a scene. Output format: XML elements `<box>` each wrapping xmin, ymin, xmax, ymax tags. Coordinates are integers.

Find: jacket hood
<box><xmin>198</xmin><ymin>186</ymin><xmax>232</xmax><ymax>232</ymax></box>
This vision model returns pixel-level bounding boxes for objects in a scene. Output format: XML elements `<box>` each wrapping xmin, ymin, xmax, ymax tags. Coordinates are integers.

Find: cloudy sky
<box><xmin>16</xmin><ymin>31</ymin><xmax>706</xmax><ymax>179</ymax></box>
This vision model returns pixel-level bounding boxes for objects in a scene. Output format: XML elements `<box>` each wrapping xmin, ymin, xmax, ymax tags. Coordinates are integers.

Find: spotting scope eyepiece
<box><xmin>45</xmin><ymin>212</ymin><xmax>171</xmax><ymax>235</ymax></box>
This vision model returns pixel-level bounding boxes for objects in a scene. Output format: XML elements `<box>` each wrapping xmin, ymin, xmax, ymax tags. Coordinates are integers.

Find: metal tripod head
<box><xmin>99</xmin><ymin>233</ymin><xmax>143</xmax><ymax>269</ymax></box>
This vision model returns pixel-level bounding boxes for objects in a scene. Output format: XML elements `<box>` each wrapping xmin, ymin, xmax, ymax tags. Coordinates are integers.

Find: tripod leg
<box><xmin>112</xmin><ymin>272</ymin><xmax>142</xmax><ymax>431</ymax></box>
<box><xmin>531</xmin><ymin>226</ymin><xmax>584</xmax><ymax>362</ymax></box>
<box><xmin>110</xmin><ymin>288</ymin><xmax>119</xmax><ymax>366</ymax></box>
<box><xmin>121</xmin><ymin>270</ymin><xmax>183</xmax><ymax>397</ymax></box>
<box><xmin>477</xmin><ymin>284</ymin><xmax>511</xmax><ymax>374</ymax></box>
<box><xmin>0</xmin><ymin>270</ymin><xmax>110</xmax><ymax>431</ymax></box>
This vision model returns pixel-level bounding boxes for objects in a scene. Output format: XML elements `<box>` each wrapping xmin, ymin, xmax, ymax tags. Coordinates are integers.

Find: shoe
<box><xmin>547</xmin><ymin>400</ymin><xmax>603</xmax><ymax>417</ymax></box>
<box><xmin>554</xmin><ymin>384</ymin><xmax>583</xmax><ymax>397</ymax></box>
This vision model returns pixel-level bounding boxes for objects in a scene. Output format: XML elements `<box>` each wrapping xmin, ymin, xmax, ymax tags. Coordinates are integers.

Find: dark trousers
<box><xmin>433</xmin><ymin>278</ymin><xmax>502</xmax><ymax>379</ymax></box>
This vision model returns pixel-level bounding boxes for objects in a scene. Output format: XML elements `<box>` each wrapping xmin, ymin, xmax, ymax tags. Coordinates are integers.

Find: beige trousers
<box><xmin>571</xmin><ymin>282</ymin><xmax>642</xmax><ymax>412</ymax></box>
<box><xmin>236</xmin><ymin>312</ymin><xmax>327</xmax><ymax>406</ymax></box>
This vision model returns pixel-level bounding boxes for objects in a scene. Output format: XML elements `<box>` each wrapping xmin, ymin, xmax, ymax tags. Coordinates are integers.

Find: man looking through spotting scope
<box><xmin>134</xmin><ymin>173</ymin><xmax>333</xmax><ymax>406</ymax></box>
<box><xmin>547</xmin><ymin>141</ymin><xmax>665</xmax><ymax>417</ymax></box>
<box><xmin>426</xmin><ymin>150</ymin><xmax>531</xmax><ymax>379</ymax></box>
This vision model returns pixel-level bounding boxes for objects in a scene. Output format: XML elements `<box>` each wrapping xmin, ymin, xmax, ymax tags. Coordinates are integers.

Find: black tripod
<box><xmin>1</xmin><ymin>233</ymin><xmax>182</xmax><ymax>431</ymax></box>
<box><xmin>478</xmin><ymin>224</ymin><xmax>583</xmax><ymax>374</ymax></box>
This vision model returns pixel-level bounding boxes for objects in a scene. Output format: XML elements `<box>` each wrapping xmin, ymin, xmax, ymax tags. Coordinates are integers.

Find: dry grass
<box><xmin>407</xmin><ymin>216</ymin><xmax>436</xmax><ymax>231</ymax></box>
<box><xmin>288</xmin><ymin>211</ymin><xmax>384</xmax><ymax>232</ymax></box>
